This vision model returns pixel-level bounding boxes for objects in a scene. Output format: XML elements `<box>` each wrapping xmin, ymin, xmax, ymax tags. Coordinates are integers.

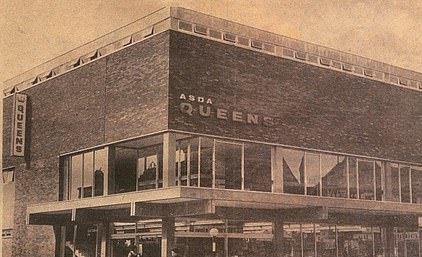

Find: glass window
<box><xmin>358</xmin><ymin>160</ymin><xmax>374</xmax><ymax>200</ymax></box>
<box><xmin>215</xmin><ymin>141</ymin><xmax>242</xmax><ymax>190</ymax></box>
<box><xmin>302</xmin><ymin>223</ymin><xmax>316</xmax><ymax>257</ymax></box>
<box><xmin>385</xmin><ymin>163</ymin><xmax>400</xmax><ymax>202</ymax></box>
<box><xmin>115</xmin><ymin>148</ymin><xmax>137</xmax><ymax>193</ymax></box>
<box><xmin>411</xmin><ymin>166</ymin><xmax>422</xmax><ymax>204</ymax></box>
<box><xmin>83</xmin><ymin>152</ymin><xmax>94</xmax><ymax>198</ymax></box>
<box><xmin>2</xmin><ymin>168</ymin><xmax>15</xmax><ymax>184</ymax></box>
<box><xmin>94</xmin><ymin>149</ymin><xmax>107</xmax><ymax>196</ymax></box>
<box><xmin>283</xmin><ymin>149</ymin><xmax>305</xmax><ymax>195</ymax></box>
<box><xmin>176</xmin><ymin>137</ymin><xmax>199</xmax><ymax>187</ymax></box>
<box><xmin>316</xmin><ymin>224</ymin><xmax>336</xmax><ymax>257</ymax></box>
<box><xmin>306</xmin><ymin>153</ymin><xmax>320</xmax><ymax>196</ymax></box>
<box><xmin>375</xmin><ymin>161</ymin><xmax>383</xmax><ymax>201</ymax></box>
<box><xmin>337</xmin><ymin>225</ymin><xmax>373</xmax><ymax>257</ymax></box>
<box><xmin>200</xmin><ymin>137</ymin><xmax>213</xmax><ymax>188</ymax></box>
<box><xmin>244</xmin><ymin>143</ymin><xmax>272</xmax><ymax>192</ymax></box>
<box><xmin>321</xmin><ymin>155</ymin><xmax>347</xmax><ymax>198</ymax></box>
<box><xmin>71</xmin><ymin>154</ymin><xmax>83</xmax><ymax>199</ymax></box>
<box><xmin>283</xmin><ymin>223</ymin><xmax>302</xmax><ymax>257</ymax></box>
<box><xmin>348</xmin><ymin>157</ymin><xmax>358</xmax><ymax>199</ymax></box>
<box><xmin>137</xmin><ymin>148</ymin><xmax>161</xmax><ymax>191</ymax></box>
<box><xmin>400</xmin><ymin>166</ymin><xmax>411</xmax><ymax>203</ymax></box>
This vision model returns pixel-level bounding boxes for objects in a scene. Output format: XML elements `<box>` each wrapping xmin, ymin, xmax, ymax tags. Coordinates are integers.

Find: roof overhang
<box><xmin>27</xmin><ymin>187</ymin><xmax>422</xmax><ymax>227</ymax></box>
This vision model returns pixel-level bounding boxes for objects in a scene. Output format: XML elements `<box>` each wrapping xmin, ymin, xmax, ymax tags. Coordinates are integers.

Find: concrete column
<box><xmin>161</xmin><ymin>217</ymin><xmax>175</xmax><ymax>257</ymax></box>
<box><xmin>163</xmin><ymin>133</ymin><xmax>176</xmax><ymax>188</ymax></box>
<box><xmin>272</xmin><ymin>147</ymin><xmax>283</xmax><ymax>193</ymax></box>
<box><xmin>273</xmin><ymin>218</ymin><xmax>284</xmax><ymax>257</ymax></box>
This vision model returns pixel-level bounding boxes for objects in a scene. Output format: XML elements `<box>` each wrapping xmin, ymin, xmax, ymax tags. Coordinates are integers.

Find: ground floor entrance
<box><xmin>59</xmin><ymin>218</ymin><xmax>421</xmax><ymax>257</ymax></box>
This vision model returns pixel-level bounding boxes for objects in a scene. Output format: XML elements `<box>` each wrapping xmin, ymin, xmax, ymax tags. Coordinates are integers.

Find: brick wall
<box><xmin>2</xmin><ymin>31</ymin><xmax>170</xmax><ymax>257</ymax></box>
<box><xmin>169</xmin><ymin>31</ymin><xmax>422</xmax><ymax>164</ymax></box>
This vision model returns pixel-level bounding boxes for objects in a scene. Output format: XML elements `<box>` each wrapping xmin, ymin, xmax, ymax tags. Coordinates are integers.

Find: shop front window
<box><xmin>200</xmin><ymin>137</ymin><xmax>213</xmax><ymax>188</ymax></box>
<box><xmin>175</xmin><ymin>137</ymin><xmax>200</xmax><ymax>187</ymax></box>
<box><xmin>411</xmin><ymin>167</ymin><xmax>422</xmax><ymax>204</ymax></box>
<box><xmin>348</xmin><ymin>157</ymin><xmax>358</xmax><ymax>199</ymax></box>
<box><xmin>215</xmin><ymin>141</ymin><xmax>242</xmax><ymax>190</ymax></box>
<box><xmin>358</xmin><ymin>160</ymin><xmax>375</xmax><ymax>200</ymax></box>
<box><xmin>244</xmin><ymin>143</ymin><xmax>272</xmax><ymax>192</ymax></box>
<box><xmin>385</xmin><ymin>163</ymin><xmax>400</xmax><ymax>202</ymax></box>
<box><xmin>321</xmin><ymin>155</ymin><xmax>347</xmax><ymax>198</ymax></box>
<box><xmin>305</xmin><ymin>153</ymin><xmax>320</xmax><ymax>196</ymax></box>
<box><xmin>400</xmin><ymin>166</ymin><xmax>411</xmax><ymax>203</ymax></box>
<box><xmin>61</xmin><ymin>148</ymin><xmax>108</xmax><ymax>201</ymax></box>
<box><xmin>110</xmin><ymin>134</ymin><xmax>163</xmax><ymax>193</ymax></box>
<box><xmin>283</xmin><ymin>149</ymin><xmax>305</xmax><ymax>195</ymax></box>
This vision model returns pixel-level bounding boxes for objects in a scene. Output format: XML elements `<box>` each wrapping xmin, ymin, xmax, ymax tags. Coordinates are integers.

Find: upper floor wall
<box><xmin>168</xmin><ymin>31</ymin><xmax>422</xmax><ymax>164</ymax></box>
<box><xmin>2</xmin><ymin>32</ymin><xmax>170</xmax><ymax>167</ymax></box>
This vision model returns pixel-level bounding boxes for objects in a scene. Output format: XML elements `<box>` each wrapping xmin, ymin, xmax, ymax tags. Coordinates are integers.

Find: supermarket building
<box><xmin>2</xmin><ymin>7</ymin><xmax>422</xmax><ymax>257</ymax></box>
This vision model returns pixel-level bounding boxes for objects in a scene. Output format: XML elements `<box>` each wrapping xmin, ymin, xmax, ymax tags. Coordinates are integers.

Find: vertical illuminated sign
<box><xmin>11</xmin><ymin>93</ymin><xmax>27</xmax><ymax>157</ymax></box>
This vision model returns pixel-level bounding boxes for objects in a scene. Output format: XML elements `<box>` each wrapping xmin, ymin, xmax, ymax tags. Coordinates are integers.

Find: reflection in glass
<box><xmin>94</xmin><ymin>149</ymin><xmax>106</xmax><ymax>196</ymax></box>
<box><xmin>316</xmin><ymin>224</ymin><xmax>336</xmax><ymax>257</ymax></box>
<box><xmin>337</xmin><ymin>225</ymin><xmax>373</xmax><ymax>257</ymax></box>
<box><xmin>176</xmin><ymin>137</ymin><xmax>199</xmax><ymax>187</ymax></box>
<box><xmin>200</xmin><ymin>138</ymin><xmax>213</xmax><ymax>187</ymax></box>
<box><xmin>385</xmin><ymin>163</ymin><xmax>400</xmax><ymax>202</ymax></box>
<box><xmin>358</xmin><ymin>160</ymin><xmax>374</xmax><ymax>200</ymax></box>
<box><xmin>321</xmin><ymin>155</ymin><xmax>347</xmax><ymax>198</ymax></box>
<box><xmin>306</xmin><ymin>153</ymin><xmax>320</xmax><ymax>196</ymax></box>
<box><xmin>411</xmin><ymin>167</ymin><xmax>422</xmax><ymax>204</ymax></box>
<box><xmin>400</xmin><ymin>166</ymin><xmax>411</xmax><ymax>203</ymax></box>
<box><xmin>71</xmin><ymin>154</ymin><xmax>83</xmax><ymax>200</ymax></box>
<box><xmin>283</xmin><ymin>149</ymin><xmax>305</xmax><ymax>195</ymax></box>
<box><xmin>244</xmin><ymin>143</ymin><xmax>272</xmax><ymax>192</ymax></box>
<box><xmin>302</xmin><ymin>224</ymin><xmax>315</xmax><ymax>257</ymax></box>
<box><xmin>349</xmin><ymin>157</ymin><xmax>358</xmax><ymax>199</ymax></box>
<box><xmin>215</xmin><ymin>141</ymin><xmax>242</xmax><ymax>189</ymax></box>
<box><xmin>283</xmin><ymin>223</ymin><xmax>302</xmax><ymax>257</ymax></box>
<box><xmin>83</xmin><ymin>152</ymin><xmax>93</xmax><ymax>198</ymax></box>
<box><xmin>375</xmin><ymin>161</ymin><xmax>383</xmax><ymax>201</ymax></box>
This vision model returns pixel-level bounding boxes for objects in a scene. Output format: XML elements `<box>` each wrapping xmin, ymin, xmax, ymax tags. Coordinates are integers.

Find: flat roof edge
<box><xmin>4</xmin><ymin>7</ymin><xmax>422</xmax><ymax>95</ymax></box>
<box><xmin>3</xmin><ymin>6</ymin><xmax>171</xmax><ymax>92</ymax></box>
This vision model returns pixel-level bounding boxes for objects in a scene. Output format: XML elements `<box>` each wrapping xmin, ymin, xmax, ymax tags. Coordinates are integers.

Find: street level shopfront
<box><xmin>28</xmin><ymin>133</ymin><xmax>422</xmax><ymax>257</ymax></box>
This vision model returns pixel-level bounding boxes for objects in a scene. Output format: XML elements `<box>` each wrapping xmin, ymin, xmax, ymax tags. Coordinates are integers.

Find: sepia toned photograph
<box><xmin>1</xmin><ymin>1</ymin><xmax>422</xmax><ymax>257</ymax></box>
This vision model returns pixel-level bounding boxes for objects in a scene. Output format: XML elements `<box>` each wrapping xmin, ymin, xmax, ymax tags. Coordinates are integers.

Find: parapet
<box><xmin>4</xmin><ymin>7</ymin><xmax>422</xmax><ymax>97</ymax></box>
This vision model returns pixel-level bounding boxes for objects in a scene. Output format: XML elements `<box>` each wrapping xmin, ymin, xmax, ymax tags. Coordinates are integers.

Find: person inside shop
<box><xmin>171</xmin><ymin>247</ymin><xmax>180</xmax><ymax>257</ymax></box>
<box><xmin>125</xmin><ymin>239</ymin><xmax>141</xmax><ymax>257</ymax></box>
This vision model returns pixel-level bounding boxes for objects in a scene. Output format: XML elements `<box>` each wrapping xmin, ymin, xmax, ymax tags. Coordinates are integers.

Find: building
<box><xmin>2</xmin><ymin>7</ymin><xmax>422</xmax><ymax>257</ymax></box>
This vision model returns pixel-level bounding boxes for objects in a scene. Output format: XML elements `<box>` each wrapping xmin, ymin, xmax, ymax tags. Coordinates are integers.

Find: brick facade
<box><xmin>2</xmin><ymin>32</ymin><xmax>170</xmax><ymax>257</ymax></box>
<box><xmin>168</xmin><ymin>31</ymin><xmax>422</xmax><ymax>164</ymax></box>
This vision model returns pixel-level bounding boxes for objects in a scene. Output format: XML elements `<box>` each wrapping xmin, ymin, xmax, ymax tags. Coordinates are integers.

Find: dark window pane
<box><xmin>349</xmin><ymin>157</ymin><xmax>358</xmax><ymax>199</ymax></box>
<box><xmin>215</xmin><ymin>141</ymin><xmax>242</xmax><ymax>190</ymax></box>
<box><xmin>400</xmin><ymin>166</ymin><xmax>411</xmax><ymax>203</ymax></box>
<box><xmin>200</xmin><ymin>137</ymin><xmax>213</xmax><ymax>188</ymax></box>
<box><xmin>358</xmin><ymin>160</ymin><xmax>374</xmax><ymax>200</ymax></box>
<box><xmin>244</xmin><ymin>143</ymin><xmax>272</xmax><ymax>192</ymax></box>
<box><xmin>411</xmin><ymin>167</ymin><xmax>422</xmax><ymax>204</ymax></box>
<box><xmin>385</xmin><ymin>163</ymin><xmax>400</xmax><ymax>202</ymax></box>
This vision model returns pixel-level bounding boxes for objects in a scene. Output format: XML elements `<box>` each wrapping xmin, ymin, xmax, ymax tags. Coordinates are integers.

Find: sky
<box><xmin>1</xmin><ymin>0</ymin><xmax>422</xmax><ymax>88</ymax></box>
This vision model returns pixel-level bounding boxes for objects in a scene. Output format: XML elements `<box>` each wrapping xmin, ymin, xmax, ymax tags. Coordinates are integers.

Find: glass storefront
<box><xmin>106</xmin><ymin>219</ymin><xmax>422</xmax><ymax>257</ymax></box>
<box><xmin>59</xmin><ymin>133</ymin><xmax>422</xmax><ymax>206</ymax></box>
